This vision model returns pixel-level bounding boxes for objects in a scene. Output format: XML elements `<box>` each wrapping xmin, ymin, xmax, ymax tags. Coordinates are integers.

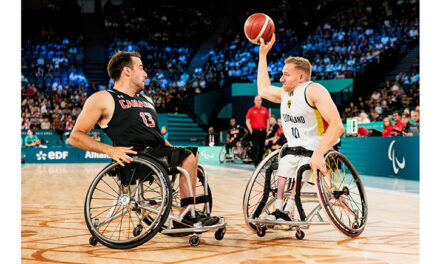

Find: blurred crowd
<box><xmin>301</xmin><ymin>0</ymin><xmax>418</xmax><ymax>80</ymax></box>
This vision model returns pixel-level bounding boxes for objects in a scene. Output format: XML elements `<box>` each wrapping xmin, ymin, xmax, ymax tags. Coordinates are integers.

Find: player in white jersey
<box><xmin>257</xmin><ymin>34</ymin><xmax>345</xmax><ymax>221</ymax></box>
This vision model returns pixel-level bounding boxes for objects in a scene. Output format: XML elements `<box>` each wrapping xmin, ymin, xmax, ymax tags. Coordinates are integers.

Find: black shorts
<box><xmin>148</xmin><ymin>145</ymin><xmax>198</xmax><ymax>167</ymax></box>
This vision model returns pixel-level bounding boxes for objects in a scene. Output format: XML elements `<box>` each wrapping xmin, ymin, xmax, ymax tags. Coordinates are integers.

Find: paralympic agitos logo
<box><xmin>388</xmin><ymin>140</ymin><xmax>405</xmax><ymax>174</ymax></box>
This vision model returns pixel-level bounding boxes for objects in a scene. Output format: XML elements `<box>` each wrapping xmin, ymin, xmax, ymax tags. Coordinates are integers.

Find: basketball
<box><xmin>244</xmin><ymin>13</ymin><xmax>275</xmax><ymax>45</ymax></box>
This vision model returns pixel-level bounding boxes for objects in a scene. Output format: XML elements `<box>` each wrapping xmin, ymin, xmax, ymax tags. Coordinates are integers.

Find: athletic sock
<box><xmin>284</xmin><ymin>197</ymin><xmax>295</xmax><ymax>213</ymax></box>
<box><xmin>275</xmin><ymin>199</ymin><xmax>284</xmax><ymax>211</ymax></box>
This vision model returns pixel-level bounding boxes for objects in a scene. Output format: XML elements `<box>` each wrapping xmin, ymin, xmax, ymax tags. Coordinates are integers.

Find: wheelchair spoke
<box><xmin>101</xmin><ymin>203</ymin><xmax>122</xmax><ymax>234</ymax></box>
<box><xmin>100</xmin><ymin>177</ymin><xmax>120</xmax><ymax>197</ymax></box>
<box><xmin>94</xmin><ymin>187</ymin><xmax>118</xmax><ymax>198</ymax></box>
<box><xmin>91</xmin><ymin>204</ymin><xmax>116</xmax><ymax>219</ymax></box>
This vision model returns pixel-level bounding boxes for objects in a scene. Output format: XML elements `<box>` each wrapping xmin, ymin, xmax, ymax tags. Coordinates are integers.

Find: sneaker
<box><xmin>271</xmin><ymin>209</ymin><xmax>293</xmax><ymax>222</ymax></box>
<box><xmin>174</xmin><ymin>212</ymin><xmax>220</xmax><ymax>228</ymax></box>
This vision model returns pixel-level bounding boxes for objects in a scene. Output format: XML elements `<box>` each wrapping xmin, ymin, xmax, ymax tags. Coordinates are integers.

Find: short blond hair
<box><xmin>284</xmin><ymin>56</ymin><xmax>311</xmax><ymax>80</ymax></box>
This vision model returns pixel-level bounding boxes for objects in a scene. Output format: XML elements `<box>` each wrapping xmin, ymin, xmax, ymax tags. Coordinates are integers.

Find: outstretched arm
<box><xmin>257</xmin><ymin>34</ymin><xmax>282</xmax><ymax>103</ymax></box>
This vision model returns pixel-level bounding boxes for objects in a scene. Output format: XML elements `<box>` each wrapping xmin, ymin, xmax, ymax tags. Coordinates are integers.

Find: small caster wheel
<box><xmin>89</xmin><ymin>236</ymin><xmax>98</xmax><ymax>246</ymax></box>
<box><xmin>133</xmin><ymin>224</ymin><xmax>143</xmax><ymax>237</ymax></box>
<box><xmin>215</xmin><ymin>228</ymin><xmax>226</xmax><ymax>240</ymax></box>
<box><xmin>295</xmin><ymin>230</ymin><xmax>305</xmax><ymax>240</ymax></box>
<box><xmin>352</xmin><ymin>222</ymin><xmax>359</xmax><ymax>229</ymax></box>
<box><xmin>189</xmin><ymin>235</ymin><xmax>200</xmax><ymax>247</ymax></box>
<box><xmin>256</xmin><ymin>225</ymin><xmax>266</xmax><ymax>237</ymax></box>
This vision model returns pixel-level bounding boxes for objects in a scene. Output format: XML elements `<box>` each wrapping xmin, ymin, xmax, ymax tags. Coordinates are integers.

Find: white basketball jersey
<box><xmin>280</xmin><ymin>81</ymin><xmax>328</xmax><ymax>150</ymax></box>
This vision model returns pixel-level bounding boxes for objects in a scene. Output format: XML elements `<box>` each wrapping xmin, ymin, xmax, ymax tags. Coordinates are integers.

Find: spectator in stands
<box><xmin>370</xmin><ymin>110</ymin><xmax>381</xmax><ymax>122</ymax></box>
<box><xmin>411</xmin><ymin>109</ymin><xmax>420</xmax><ymax>132</ymax></box>
<box><xmin>357</xmin><ymin>127</ymin><xmax>369</xmax><ymax>137</ymax></box>
<box><xmin>382</xmin><ymin>117</ymin><xmax>393</xmax><ymax>137</ymax></box>
<box><xmin>40</xmin><ymin>117</ymin><xmax>51</xmax><ymax>129</ymax></box>
<box><xmin>358</xmin><ymin>112</ymin><xmax>371</xmax><ymax>124</ymax></box>
<box><xmin>391</xmin><ymin>111</ymin><xmax>405</xmax><ymax>136</ymax></box>
<box><xmin>24</xmin><ymin>129</ymin><xmax>38</xmax><ymax>147</ymax></box>
<box><xmin>92</xmin><ymin>131</ymin><xmax>101</xmax><ymax>142</ymax></box>
<box><xmin>203</xmin><ymin>127</ymin><xmax>219</xmax><ymax>147</ymax></box>
<box><xmin>402</xmin><ymin>113</ymin><xmax>419</xmax><ymax>136</ymax></box>
<box><xmin>33</xmin><ymin>138</ymin><xmax>47</xmax><ymax>149</ymax></box>
<box><xmin>65</xmin><ymin>115</ymin><xmax>75</xmax><ymax>130</ymax></box>
<box><xmin>21</xmin><ymin>114</ymin><xmax>31</xmax><ymax>130</ymax></box>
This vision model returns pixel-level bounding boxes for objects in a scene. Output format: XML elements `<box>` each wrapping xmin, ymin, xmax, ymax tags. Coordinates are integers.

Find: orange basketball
<box><xmin>244</xmin><ymin>13</ymin><xmax>275</xmax><ymax>45</ymax></box>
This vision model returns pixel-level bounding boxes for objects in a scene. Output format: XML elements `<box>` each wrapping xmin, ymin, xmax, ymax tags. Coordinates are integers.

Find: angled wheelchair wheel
<box><xmin>243</xmin><ymin>149</ymin><xmax>280</xmax><ymax>231</ymax></box>
<box><xmin>316</xmin><ymin>151</ymin><xmax>368</xmax><ymax>237</ymax></box>
<box><xmin>165</xmin><ymin>165</ymin><xmax>213</xmax><ymax>236</ymax></box>
<box><xmin>241</xmin><ymin>145</ymin><xmax>254</xmax><ymax>164</ymax></box>
<box><xmin>84</xmin><ymin>157</ymin><xmax>172</xmax><ymax>249</ymax></box>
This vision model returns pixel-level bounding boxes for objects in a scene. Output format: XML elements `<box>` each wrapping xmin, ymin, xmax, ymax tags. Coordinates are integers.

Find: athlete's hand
<box><xmin>259</xmin><ymin>33</ymin><xmax>276</xmax><ymax>56</ymax></box>
<box><xmin>310</xmin><ymin>152</ymin><xmax>327</xmax><ymax>178</ymax></box>
<box><xmin>105</xmin><ymin>146</ymin><xmax>137</xmax><ymax>166</ymax></box>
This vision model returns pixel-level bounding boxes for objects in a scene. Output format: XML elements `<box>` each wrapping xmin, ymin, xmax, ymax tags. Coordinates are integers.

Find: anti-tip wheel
<box><xmin>133</xmin><ymin>224</ymin><xmax>143</xmax><ymax>237</ymax></box>
<box><xmin>189</xmin><ymin>235</ymin><xmax>200</xmax><ymax>247</ymax></box>
<box><xmin>89</xmin><ymin>236</ymin><xmax>98</xmax><ymax>246</ymax></box>
<box><xmin>295</xmin><ymin>230</ymin><xmax>305</xmax><ymax>240</ymax></box>
<box><xmin>256</xmin><ymin>225</ymin><xmax>266</xmax><ymax>237</ymax></box>
<box><xmin>215</xmin><ymin>228</ymin><xmax>226</xmax><ymax>240</ymax></box>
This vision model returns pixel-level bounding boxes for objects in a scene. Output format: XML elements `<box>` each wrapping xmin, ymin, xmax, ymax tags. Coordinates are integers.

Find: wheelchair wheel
<box><xmin>165</xmin><ymin>165</ymin><xmax>213</xmax><ymax>236</ymax></box>
<box><xmin>243</xmin><ymin>149</ymin><xmax>280</xmax><ymax>231</ymax></box>
<box><xmin>84</xmin><ymin>157</ymin><xmax>172</xmax><ymax>249</ymax></box>
<box><xmin>241</xmin><ymin>145</ymin><xmax>254</xmax><ymax>164</ymax></box>
<box><xmin>316</xmin><ymin>151</ymin><xmax>368</xmax><ymax>237</ymax></box>
<box><xmin>219</xmin><ymin>145</ymin><xmax>226</xmax><ymax>163</ymax></box>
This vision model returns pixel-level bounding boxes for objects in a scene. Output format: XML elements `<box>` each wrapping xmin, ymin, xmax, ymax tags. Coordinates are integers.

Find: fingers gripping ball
<box><xmin>244</xmin><ymin>13</ymin><xmax>275</xmax><ymax>45</ymax></box>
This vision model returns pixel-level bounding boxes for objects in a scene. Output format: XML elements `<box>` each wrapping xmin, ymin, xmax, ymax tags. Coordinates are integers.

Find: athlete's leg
<box><xmin>179</xmin><ymin>153</ymin><xmax>197</xmax><ymax>214</ymax></box>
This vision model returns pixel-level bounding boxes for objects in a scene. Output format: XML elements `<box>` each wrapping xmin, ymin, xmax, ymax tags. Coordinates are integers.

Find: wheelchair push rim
<box><xmin>316</xmin><ymin>151</ymin><xmax>368</xmax><ymax>237</ymax></box>
<box><xmin>84</xmin><ymin>157</ymin><xmax>172</xmax><ymax>247</ymax></box>
<box><xmin>243</xmin><ymin>149</ymin><xmax>280</xmax><ymax>231</ymax></box>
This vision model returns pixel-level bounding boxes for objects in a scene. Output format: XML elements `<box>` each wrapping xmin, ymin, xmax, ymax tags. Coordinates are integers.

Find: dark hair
<box><xmin>403</xmin><ymin>113</ymin><xmax>411</xmax><ymax>119</ymax></box>
<box><xmin>393</xmin><ymin>111</ymin><xmax>401</xmax><ymax>117</ymax></box>
<box><xmin>107</xmin><ymin>51</ymin><xmax>141</xmax><ymax>81</ymax></box>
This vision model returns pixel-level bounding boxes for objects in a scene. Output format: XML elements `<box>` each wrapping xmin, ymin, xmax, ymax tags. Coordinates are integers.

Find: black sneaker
<box><xmin>271</xmin><ymin>209</ymin><xmax>293</xmax><ymax>221</ymax></box>
<box><xmin>174</xmin><ymin>212</ymin><xmax>220</xmax><ymax>228</ymax></box>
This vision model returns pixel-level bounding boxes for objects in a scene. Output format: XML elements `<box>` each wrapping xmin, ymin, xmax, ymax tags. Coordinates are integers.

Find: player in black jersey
<box><xmin>70</xmin><ymin>51</ymin><xmax>218</xmax><ymax>226</ymax></box>
<box><xmin>225</xmin><ymin>118</ymin><xmax>248</xmax><ymax>157</ymax></box>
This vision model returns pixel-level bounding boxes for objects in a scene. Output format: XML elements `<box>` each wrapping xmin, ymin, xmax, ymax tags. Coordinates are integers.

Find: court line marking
<box><xmin>201</xmin><ymin>164</ymin><xmax>420</xmax><ymax>198</ymax></box>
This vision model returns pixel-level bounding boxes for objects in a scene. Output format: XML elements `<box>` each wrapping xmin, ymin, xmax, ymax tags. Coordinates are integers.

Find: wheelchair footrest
<box><xmin>161</xmin><ymin>217</ymin><xmax>227</xmax><ymax>234</ymax></box>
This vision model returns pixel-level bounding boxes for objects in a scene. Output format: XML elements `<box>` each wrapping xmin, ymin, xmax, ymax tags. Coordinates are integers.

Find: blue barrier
<box><xmin>23</xmin><ymin>146</ymin><xmax>221</xmax><ymax>164</ymax></box>
<box><xmin>340</xmin><ymin>136</ymin><xmax>419</xmax><ymax>180</ymax></box>
<box><xmin>24</xmin><ymin>147</ymin><xmax>111</xmax><ymax>163</ymax></box>
<box><xmin>23</xmin><ymin>137</ymin><xmax>419</xmax><ymax>181</ymax></box>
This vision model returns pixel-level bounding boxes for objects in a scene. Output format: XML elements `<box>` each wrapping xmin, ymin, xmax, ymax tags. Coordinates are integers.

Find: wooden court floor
<box><xmin>21</xmin><ymin>163</ymin><xmax>419</xmax><ymax>264</ymax></box>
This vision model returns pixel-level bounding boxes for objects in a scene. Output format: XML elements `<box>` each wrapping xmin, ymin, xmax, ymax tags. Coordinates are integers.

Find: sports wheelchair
<box><xmin>219</xmin><ymin>141</ymin><xmax>253</xmax><ymax>164</ymax></box>
<box><xmin>243</xmin><ymin>144</ymin><xmax>367</xmax><ymax>240</ymax></box>
<box><xmin>84</xmin><ymin>152</ymin><xmax>227</xmax><ymax>249</ymax></box>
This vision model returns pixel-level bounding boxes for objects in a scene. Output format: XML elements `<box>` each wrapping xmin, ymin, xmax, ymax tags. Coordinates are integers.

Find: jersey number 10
<box><xmin>291</xmin><ymin>127</ymin><xmax>300</xmax><ymax>138</ymax></box>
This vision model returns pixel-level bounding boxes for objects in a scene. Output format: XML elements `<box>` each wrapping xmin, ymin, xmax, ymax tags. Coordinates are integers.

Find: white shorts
<box><xmin>277</xmin><ymin>154</ymin><xmax>312</xmax><ymax>182</ymax></box>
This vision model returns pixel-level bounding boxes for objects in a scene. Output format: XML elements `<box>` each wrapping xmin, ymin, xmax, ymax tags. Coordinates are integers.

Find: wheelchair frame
<box><xmin>243</xmin><ymin>145</ymin><xmax>368</xmax><ymax>240</ymax></box>
<box><xmin>85</xmin><ymin>155</ymin><xmax>227</xmax><ymax>248</ymax></box>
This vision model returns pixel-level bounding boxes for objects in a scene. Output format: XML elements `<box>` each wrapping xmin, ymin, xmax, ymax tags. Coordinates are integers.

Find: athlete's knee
<box><xmin>182</xmin><ymin>152</ymin><xmax>196</xmax><ymax>166</ymax></box>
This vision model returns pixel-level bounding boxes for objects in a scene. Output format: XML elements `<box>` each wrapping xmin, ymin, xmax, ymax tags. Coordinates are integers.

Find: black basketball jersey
<box><xmin>102</xmin><ymin>89</ymin><xmax>165</xmax><ymax>151</ymax></box>
<box><xmin>227</xmin><ymin>125</ymin><xmax>245</xmax><ymax>140</ymax></box>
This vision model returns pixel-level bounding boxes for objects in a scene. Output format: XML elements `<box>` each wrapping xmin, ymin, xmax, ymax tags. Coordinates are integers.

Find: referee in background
<box><xmin>246</xmin><ymin>95</ymin><xmax>270</xmax><ymax>166</ymax></box>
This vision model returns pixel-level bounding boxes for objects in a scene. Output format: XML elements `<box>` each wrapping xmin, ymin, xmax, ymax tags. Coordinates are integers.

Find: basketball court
<box><xmin>21</xmin><ymin>163</ymin><xmax>419</xmax><ymax>264</ymax></box>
